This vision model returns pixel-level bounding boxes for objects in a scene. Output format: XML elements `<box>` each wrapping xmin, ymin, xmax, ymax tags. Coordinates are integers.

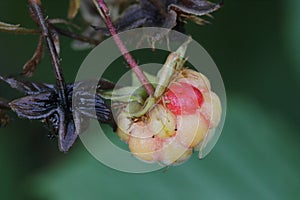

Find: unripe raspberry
<box><xmin>128</xmin><ymin>135</ymin><xmax>162</xmax><ymax>163</ymax></box>
<box><xmin>158</xmin><ymin>137</ymin><xmax>192</xmax><ymax>166</ymax></box>
<box><xmin>148</xmin><ymin>104</ymin><xmax>176</xmax><ymax>139</ymax></box>
<box><xmin>163</xmin><ymin>82</ymin><xmax>204</xmax><ymax>115</ymax></box>
<box><xmin>175</xmin><ymin>112</ymin><xmax>209</xmax><ymax>148</ymax></box>
<box><xmin>116</xmin><ymin>111</ymin><xmax>131</xmax><ymax>143</ymax></box>
<box><xmin>175</xmin><ymin>68</ymin><xmax>211</xmax><ymax>92</ymax></box>
<box><xmin>200</xmin><ymin>91</ymin><xmax>222</xmax><ymax>128</ymax></box>
<box><xmin>115</xmin><ymin>67</ymin><xmax>222</xmax><ymax>166</ymax></box>
<box><xmin>116</xmin><ymin>102</ymin><xmax>143</xmax><ymax>143</ymax></box>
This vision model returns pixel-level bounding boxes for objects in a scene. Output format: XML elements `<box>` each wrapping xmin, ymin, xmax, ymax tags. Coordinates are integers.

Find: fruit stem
<box><xmin>93</xmin><ymin>0</ymin><xmax>155</xmax><ymax>96</ymax></box>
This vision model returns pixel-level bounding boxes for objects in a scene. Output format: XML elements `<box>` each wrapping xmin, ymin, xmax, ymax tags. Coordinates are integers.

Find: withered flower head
<box><xmin>0</xmin><ymin>76</ymin><xmax>115</xmax><ymax>152</ymax></box>
<box><xmin>76</xmin><ymin>0</ymin><xmax>222</xmax><ymax>48</ymax></box>
<box><xmin>93</xmin><ymin>0</ymin><xmax>222</xmax><ymax>34</ymax></box>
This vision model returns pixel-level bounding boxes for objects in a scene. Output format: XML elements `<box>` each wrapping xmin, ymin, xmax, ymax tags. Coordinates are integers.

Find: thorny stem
<box><xmin>28</xmin><ymin>0</ymin><xmax>68</xmax><ymax>111</ymax></box>
<box><xmin>93</xmin><ymin>0</ymin><xmax>155</xmax><ymax>96</ymax></box>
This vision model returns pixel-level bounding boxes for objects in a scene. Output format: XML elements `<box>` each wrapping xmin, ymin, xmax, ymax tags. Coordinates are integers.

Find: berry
<box><xmin>175</xmin><ymin>112</ymin><xmax>209</xmax><ymax>148</ymax></box>
<box><xmin>115</xmin><ymin>68</ymin><xmax>222</xmax><ymax>166</ymax></box>
<box><xmin>148</xmin><ymin>104</ymin><xmax>176</xmax><ymax>139</ymax></box>
<box><xmin>128</xmin><ymin>135</ymin><xmax>162</xmax><ymax>163</ymax></box>
<box><xmin>175</xmin><ymin>68</ymin><xmax>211</xmax><ymax>92</ymax></box>
<box><xmin>158</xmin><ymin>137</ymin><xmax>192</xmax><ymax>166</ymax></box>
<box><xmin>163</xmin><ymin>82</ymin><xmax>204</xmax><ymax>115</ymax></box>
<box><xmin>200</xmin><ymin>91</ymin><xmax>222</xmax><ymax>128</ymax></box>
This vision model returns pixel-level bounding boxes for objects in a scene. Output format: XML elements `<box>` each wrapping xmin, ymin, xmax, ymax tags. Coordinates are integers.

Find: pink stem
<box><xmin>96</xmin><ymin>0</ymin><xmax>155</xmax><ymax>96</ymax></box>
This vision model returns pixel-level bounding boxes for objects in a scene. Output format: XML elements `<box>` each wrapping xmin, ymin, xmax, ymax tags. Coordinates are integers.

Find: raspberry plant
<box><xmin>115</xmin><ymin>42</ymin><xmax>222</xmax><ymax>165</ymax></box>
<box><xmin>0</xmin><ymin>0</ymin><xmax>223</xmax><ymax>165</ymax></box>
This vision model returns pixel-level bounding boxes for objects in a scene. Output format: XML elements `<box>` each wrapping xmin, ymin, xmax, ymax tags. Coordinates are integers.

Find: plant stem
<box><xmin>52</xmin><ymin>25</ymin><xmax>100</xmax><ymax>46</ymax></box>
<box><xmin>93</xmin><ymin>0</ymin><xmax>155</xmax><ymax>96</ymax></box>
<box><xmin>28</xmin><ymin>0</ymin><xmax>68</xmax><ymax>111</ymax></box>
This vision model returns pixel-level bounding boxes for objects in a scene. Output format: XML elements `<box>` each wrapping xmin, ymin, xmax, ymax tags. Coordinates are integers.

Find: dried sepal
<box><xmin>1</xmin><ymin>75</ymin><xmax>115</xmax><ymax>152</ymax></box>
<box><xmin>56</xmin><ymin>109</ymin><xmax>79</xmax><ymax>152</ymax></box>
<box><xmin>0</xmin><ymin>75</ymin><xmax>55</xmax><ymax>95</ymax></box>
<box><xmin>0</xmin><ymin>21</ymin><xmax>38</xmax><ymax>34</ymax></box>
<box><xmin>70</xmin><ymin>84</ymin><xmax>113</xmax><ymax>123</ymax></box>
<box><xmin>9</xmin><ymin>92</ymin><xmax>57</xmax><ymax>120</ymax></box>
<box><xmin>22</xmin><ymin>35</ymin><xmax>44</xmax><ymax>77</ymax></box>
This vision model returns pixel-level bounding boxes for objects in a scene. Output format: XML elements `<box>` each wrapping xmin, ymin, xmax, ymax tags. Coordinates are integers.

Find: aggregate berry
<box><xmin>116</xmin><ymin>68</ymin><xmax>222</xmax><ymax>166</ymax></box>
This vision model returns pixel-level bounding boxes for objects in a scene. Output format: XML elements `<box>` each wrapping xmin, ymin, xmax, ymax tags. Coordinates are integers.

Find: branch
<box><xmin>93</xmin><ymin>0</ymin><xmax>155</xmax><ymax>96</ymax></box>
<box><xmin>0</xmin><ymin>21</ymin><xmax>39</xmax><ymax>34</ymax></box>
<box><xmin>28</xmin><ymin>0</ymin><xmax>68</xmax><ymax>111</ymax></box>
<box><xmin>52</xmin><ymin>25</ymin><xmax>100</xmax><ymax>46</ymax></box>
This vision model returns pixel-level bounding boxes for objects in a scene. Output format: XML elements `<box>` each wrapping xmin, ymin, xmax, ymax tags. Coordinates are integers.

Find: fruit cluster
<box><xmin>116</xmin><ymin>68</ymin><xmax>222</xmax><ymax>166</ymax></box>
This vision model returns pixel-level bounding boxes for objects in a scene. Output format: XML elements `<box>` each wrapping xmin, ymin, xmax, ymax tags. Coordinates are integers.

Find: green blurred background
<box><xmin>0</xmin><ymin>0</ymin><xmax>300</xmax><ymax>199</ymax></box>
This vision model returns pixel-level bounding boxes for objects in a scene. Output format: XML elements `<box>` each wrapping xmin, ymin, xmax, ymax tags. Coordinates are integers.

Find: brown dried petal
<box><xmin>22</xmin><ymin>35</ymin><xmax>44</xmax><ymax>77</ymax></box>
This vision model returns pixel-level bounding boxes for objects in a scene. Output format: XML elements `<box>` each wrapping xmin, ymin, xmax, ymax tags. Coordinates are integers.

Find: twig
<box><xmin>52</xmin><ymin>25</ymin><xmax>100</xmax><ymax>46</ymax></box>
<box><xmin>0</xmin><ymin>22</ymin><xmax>39</xmax><ymax>34</ymax></box>
<box><xmin>93</xmin><ymin>0</ymin><xmax>155</xmax><ymax>96</ymax></box>
<box><xmin>28</xmin><ymin>0</ymin><xmax>68</xmax><ymax>111</ymax></box>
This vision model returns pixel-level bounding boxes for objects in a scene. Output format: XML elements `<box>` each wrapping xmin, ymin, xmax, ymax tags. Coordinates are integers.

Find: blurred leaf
<box><xmin>30</xmin><ymin>97</ymin><xmax>300</xmax><ymax>200</ymax></box>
